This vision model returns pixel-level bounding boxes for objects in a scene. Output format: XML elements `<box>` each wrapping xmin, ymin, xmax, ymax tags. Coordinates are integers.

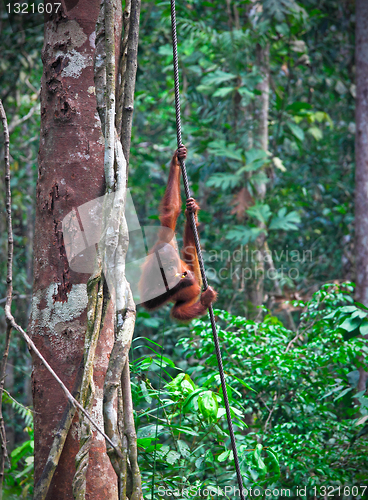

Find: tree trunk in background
<box><xmin>29</xmin><ymin>2</ymin><xmax>120</xmax><ymax>497</ymax></box>
<box><xmin>355</xmin><ymin>0</ymin><xmax>368</xmax><ymax>393</ymax></box>
<box><xmin>247</xmin><ymin>43</ymin><xmax>269</xmax><ymax>320</ymax></box>
<box><xmin>255</xmin><ymin>44</ymin><xmax>269</xmax><ymax>157</ymax></box>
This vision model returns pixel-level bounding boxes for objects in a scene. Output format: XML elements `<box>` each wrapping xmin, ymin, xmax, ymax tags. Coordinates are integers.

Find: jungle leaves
<box><xmin>324</xmin><ymin>304</ymin><xmax>368</xmax><ymax>340</ymax></box>
<box><xmin>225</xmin><ymin>203</ymin><xmax>301</xmax><ymax>245</ymax></box>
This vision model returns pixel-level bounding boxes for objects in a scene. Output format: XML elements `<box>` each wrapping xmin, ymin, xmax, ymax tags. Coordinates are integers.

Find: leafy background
<box><xmin>1</xmin><ymin>0</ymin><xmax>367</xmax><ymax>498</ymax></box>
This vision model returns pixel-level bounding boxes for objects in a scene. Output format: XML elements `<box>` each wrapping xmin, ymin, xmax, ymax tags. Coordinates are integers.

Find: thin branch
<box><xmin>263</xmin><ymin>241</ymin><xmax>296</xmax><ymax>331</ymax></box>
<box><xmin>103</xmin><ymin>294</ymin><xmax>135</xmax><ymax>486</ymax></box>
<box><xmin>284</xmin><ymin>300</ymin><xmax>315</xmax><ymax>353</ymax></box>
<box><xmin>72</xmin><ymin>272</ymin><xmax>105</xmax><ymax>498</ymax></box>
<box><xmin>104</xmin><ymin>0</ymin><xmax>116</xmax><ymax>192</ymax></box>
<box><xmin>1</xmin><ymin>389</ymin><xmax>33</xmax><ymax>414</ymax></box>
<box><xmin>120</xmin><ymin>0</ymin><xmax>141</xmax><ymax>166</ymax></box>
<box><xmin>0</xmin><ymin>99</ymin><xmax>13</xmax><ymax>345</ymax></box>
<box><xmin>8</xmin><ymin>98</ymin><xmax>40</xmax><ymax>135</ymax></box>
<box><xmin>116</xmin><ymin>0</ymin><xmax>131</xmax><ymax>137</ymax></box>
<box><xmin>285</xmin><ymin>329</ymin><xmax>304</xmax><ymax>353</ymax></box>
<box><xmin>0</xmin><ymin>98</ymin><xmax>12</xmax><ymax>495</ymax></box>
<box><xmin>263</xmin><ymin>393</ymin><xmax>278</xmax><ymax>434</ymax></box>
<box><xmin>0</xmin><ymin>294</ymin><xmax>31</xmax><ymax>305</ymax></box>
<box><xmin>121</xmin><ymin>362</ymin><xmax>142</xmax><ymax>500</ymax></box>
<box><xmin>258</xmin><ymin>396</ymin><xmax>272</xmax><ymax>413</ymax></box>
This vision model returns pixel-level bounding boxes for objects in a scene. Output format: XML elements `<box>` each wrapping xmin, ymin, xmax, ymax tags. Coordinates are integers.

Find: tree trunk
<box><xmin>247</xmin><ymin>43</ymin><xmax>269</xmax><ymax>320</ymax></box>
<box><xmin>29</xmin><ymin>2</ymin><xmax>119</xmax><ymax>497</ymax></box>
<box><xmin>355</xmin><ymin>0</ymin><xmax>368</xmax><ymax>393</ymax></box>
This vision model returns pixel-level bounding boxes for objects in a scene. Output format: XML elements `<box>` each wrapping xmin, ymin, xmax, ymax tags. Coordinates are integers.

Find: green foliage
<box><xmin>129</xmin><ymin>0</ymin><xmax>356</xmax><ymax>318</ymax></box>
<box><xmin>224</xmin><ymin>203</ymin><xmax>300</xmax><ymax>245</ymax></box>
<box><xmin>132</xmin><ymin>284</ymin><xmax>367</xmax><ymax>498</ymax></box>
<box><xmin>244</xmin><ymin>148</ymin><xmax>269</xmax><ymax>171</ymax></box>
<box><xmin>207</xmin><ymin>172</ymin><xmax>240</xmax><ymax>190</ymax></box>
<box><xmin>226</xmin><ymin>226</ymin><xmax>264</xmax><ymax>245</ymax></box>
<box><xmin>207</xmin><ymin>140</ymin><xmax>243</xmax><ymax>162</ymax></box>
<box><xmin>2</xmin><ymin>396</ymin><xmax>34</xmax><ymax>499</ymax></box>
<box><xmin>286</xmin><ymin>121</ymin><xmax>305</xmax><ymax>142</ymax></box>
<box><xmin>0</xmin><ymin>0</ymin><xmax>360</xmax><ymax>495</ymax></box>
<box><xmin>2</xmin><ymin>392</ymin><xmax>33</xmax><ymax>429</ymax></box>
<box><xmin>262</xmin><ymin>0</ymin><xmax>306</xmax><ymax>23</ymax></box>
<box><xmin>130</xmin><ymin>8</ymin><xmax>361</xmax><ymax>493</ymax></box>
<box><xmin>246</xmin><ymin>202</ymin><xmax>272</xmax><ymax>224</ymax></box>
<box><xmin>0</xmin><ymin>20</ymin><xmax>42</xmax><ymax>483</ymax></box>
<box><xmin>269</xmin><ymin>207</ymin><xmax>301</xmax><ymax>231</ymax></box>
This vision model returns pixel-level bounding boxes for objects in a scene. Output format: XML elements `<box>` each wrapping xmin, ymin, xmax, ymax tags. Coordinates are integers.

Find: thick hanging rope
<box><xmin>170</xmin><ymin>2</ymin><xmax>246</xmax><ymax>498</ymax></box>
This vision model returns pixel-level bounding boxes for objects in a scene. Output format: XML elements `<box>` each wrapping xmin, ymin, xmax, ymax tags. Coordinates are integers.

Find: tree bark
<box><xmin>355</xmin><ymin>0</ymin><xmax>368</xmax><ymax>393</ymax></box>
<box><xmin>29</xmin><ymin>2</ymin><xmax>119</xmax><ymax>497</ymax></box>
<box><xmin>247</xmin><ymin>43</ymin><xmax>269</xmax><ymax>321</ymax></box>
